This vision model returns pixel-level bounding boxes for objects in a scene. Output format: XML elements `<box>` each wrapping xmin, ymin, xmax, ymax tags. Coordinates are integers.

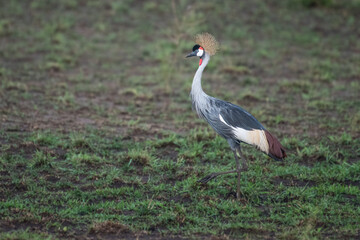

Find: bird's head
<box><xmin>186</xmin><ymin>33</ymin><xmax>219</xmax><ymax>66</ymax></box>
<box><xmin>186</xmin><ymin>44</ymin><xmax>205</xmax><ymax>58</ymax></box>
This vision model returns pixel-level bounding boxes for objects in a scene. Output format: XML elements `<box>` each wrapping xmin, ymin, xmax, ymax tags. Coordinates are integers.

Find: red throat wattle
<box><xmin>198</xmin><ymin>47</ymin><xmax>204</xmax><ymax>66</ymax></box>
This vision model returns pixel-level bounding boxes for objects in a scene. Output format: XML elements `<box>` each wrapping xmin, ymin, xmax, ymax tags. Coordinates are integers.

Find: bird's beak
<box><xmin>186</xmin><ymin>51</ymin><xmax>197</xmax><ymax>58</ymax></box>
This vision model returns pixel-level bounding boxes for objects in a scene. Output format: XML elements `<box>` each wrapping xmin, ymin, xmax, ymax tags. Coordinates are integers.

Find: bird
<box><xmin>186</xmin><ymin>33</ymin><xmax>286</xmax><ymax>199</ymax></box>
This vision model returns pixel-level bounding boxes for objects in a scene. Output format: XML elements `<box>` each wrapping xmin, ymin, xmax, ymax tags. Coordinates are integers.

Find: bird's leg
<box><xmin>236</xmin><ymin>146</ymin><xmax>248</xmax><ymax>171</ymax></box>
<box><xmin>197</xmin><ymin>146</ymin><xmax>249</xmax><ymax>200</ymax></box>
<box><xmin>233</xmin><ymin>150</ymin><xmax>242</xmax><ymax>199</ymax></box>
<box><xmin>197</xmin><ymin>169</ymin><xmax>237</xmax><ymax>184</ymax></box>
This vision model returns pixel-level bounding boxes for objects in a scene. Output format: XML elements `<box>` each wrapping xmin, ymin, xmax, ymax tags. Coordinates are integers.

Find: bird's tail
<box><xmin>264</xmin><ymin>130</ymin><xmax>287</xmax><ymax>160</ymax></box>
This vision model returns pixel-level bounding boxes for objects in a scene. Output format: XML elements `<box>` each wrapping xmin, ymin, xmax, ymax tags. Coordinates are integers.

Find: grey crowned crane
<box><xmin>186</xmin><ymin>33</ymin><xmax>286</xmax><ymax>199</ymax></box>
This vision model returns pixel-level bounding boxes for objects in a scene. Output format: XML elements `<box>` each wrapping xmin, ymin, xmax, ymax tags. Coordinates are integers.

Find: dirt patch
<box><xmin>51</xmin><ymin>147</ymin><xmax>68</xmax><ymax>161</ymax></box>
<box><xmin>109</xmin><ymin>178</ymin><xmax>139</xmax><ymax>188</ymax></box>
<box><xmin>1</xmin><ymin>181</ymin><xmax>28</xmax><ymax>193</ymax></box>
<box><xmin>87</xmin><ymin>222</ymin><xmax>193</xmax><ymax>240</ymax></box>
<box><xmin>225</xmin><ymin>191</ymin><xmax>238</xmax><ymax>200</ymax></box>
<box><xmin>0</xmin><ymin>170</ymin><xmax>10</xmax><ymax>177</ymax></box>
<box><xmin>296</xmin><ymin>156</ymin><xmax>326</xmax><ymax>167</ymax></box>
<box><xmin>340</xmin><ymin>193</ymin><xmax>357</xmax><ymax>200</ymax></box>
<box><xmin>168</xmin><ymin>193</ymin><xmax>192</xmax><ymax>204</ymax></box>
<box><xmin>79</xmin><ymin>184</ymin><xmax>97</xmax><ymax>192</ymax></box>
<box><xmin>155</xmin><ymin>142</ymin><xmax>179</xmax><ymax>162</ymax></box>
<box><xmin>224</xmin><ymin>226</ymin><xmax>274</xmax><ymax>239</ymax></box>
<box><xmin>122</xmin><ymin>126</ymin><xmax>168</xmax><ymax>142</ymax></box>
<box><xmin>347</xmin><ymin>157</ymin><xmax>360</xmax><ymax>165</ymax></box>
<box><xmin>44</xmin><ymin>174</ymin><xmax>61</xmax><ymax>183</ymax></box>
<box><xmin>89</xmin><ymin>221</ymin><xmax>131</xmax><ymax>234</ymax></box>
<box><xmin>338</xmin><ymin>193</ymin><xmax>360</xmax><ymax>206</ymax></box>
<box><xmin>332</xmin><ymin>179</ymin><xmax>360</xmax><ymax>187</ymax></box>
<box><xmin>6</xmin><ymin>142</ymin><xmax>39</xmax><ymax>157</ymax></box>
<box><xmin>0</xmin><ymin>220</ymin><xmax>43</xmax><ymax>234</ymax></box>
<box><xmin>343</xmin><ymin>180</ymin><xmax>360</xmax><ymax>187</ymax></box>
<box><xmin>271</xmin><ymin>176</ymin><xmax>316</xmax><ymax>187</ymax></box>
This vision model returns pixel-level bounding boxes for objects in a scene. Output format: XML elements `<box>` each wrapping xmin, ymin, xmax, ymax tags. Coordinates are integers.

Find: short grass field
<box><xmin>1</xmin><ymin>0</ymin><xmax>360</xmax><ymax>239</ymax></box>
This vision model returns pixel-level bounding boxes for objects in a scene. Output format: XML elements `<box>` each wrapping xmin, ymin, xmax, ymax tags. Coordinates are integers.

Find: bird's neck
<box><xmin>190</xmin><ymin>53</ymin><xmax>210</xmax><ymax>101</ymax></box>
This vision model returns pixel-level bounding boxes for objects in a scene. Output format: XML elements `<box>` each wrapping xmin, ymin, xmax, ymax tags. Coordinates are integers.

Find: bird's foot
<box><xmin>197</xmin><ymin>173</ymin><xmax>219</xmax><ymax>184</ymax></box>
<box><xmin>198</xmin><ymin>170</ymin><xmax>240</xmax><ymax>184</ymax></box>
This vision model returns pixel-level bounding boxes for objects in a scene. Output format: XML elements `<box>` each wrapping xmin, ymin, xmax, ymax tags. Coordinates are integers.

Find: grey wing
<box><xmin>217</xmin><ymin>101</ymin><xmax>265</xmax><ymax>131</ymax></box>
<box><xmin>200</xmin><ymin>107</ymin><xmax>235</xmax><ymax>139</ymax></box>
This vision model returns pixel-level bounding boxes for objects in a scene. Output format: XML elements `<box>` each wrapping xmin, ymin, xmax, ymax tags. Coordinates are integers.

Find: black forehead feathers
<box><xmin>192</xmin><ymin>44</ymin><xmax>200</xmax><ymax>51</ymax></box>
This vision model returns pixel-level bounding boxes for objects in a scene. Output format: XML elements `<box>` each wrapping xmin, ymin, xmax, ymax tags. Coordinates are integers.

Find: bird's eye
<box><xmin>192</xmin><ymin>44</ymin><xmax>200</xmax><ymax>51</ymax></box>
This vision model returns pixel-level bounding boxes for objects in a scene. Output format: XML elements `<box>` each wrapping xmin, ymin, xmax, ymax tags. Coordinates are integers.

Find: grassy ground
<box><xmin>1</xmin><ymin>0</ymin><xmax>360</xmax><ymax>239</ymax></box>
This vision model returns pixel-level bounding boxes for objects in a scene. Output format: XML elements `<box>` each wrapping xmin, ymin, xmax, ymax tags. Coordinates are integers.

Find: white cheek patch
<box><xmin>197</xmin><ymin>49</ymin><xmax>204</xmax><ymax>57</ymax></box>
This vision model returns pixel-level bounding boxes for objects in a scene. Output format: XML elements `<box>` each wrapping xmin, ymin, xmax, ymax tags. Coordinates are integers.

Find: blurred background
<box><xmin>1</xmin><ymin>0</ymin><xmax>359</xmax><ymax>136</ymax></box>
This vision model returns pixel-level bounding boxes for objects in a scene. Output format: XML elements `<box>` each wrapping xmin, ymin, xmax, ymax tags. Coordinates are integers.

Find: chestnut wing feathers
<box><xmin>215</xmin><ymin>100</ymin><xmax>287</xmax><ymax>160</ymax></box>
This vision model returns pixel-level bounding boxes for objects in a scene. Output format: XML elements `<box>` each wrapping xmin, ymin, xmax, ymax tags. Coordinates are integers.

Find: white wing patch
<box><xmin>219</xmin><ymin>114</ymin><xmax>269</xmax><ymax>153</ymax></box>
<box><xmin>219</xmin><ymin>114</ymin><xmax>227</xmax><ymax>125</ymax></box>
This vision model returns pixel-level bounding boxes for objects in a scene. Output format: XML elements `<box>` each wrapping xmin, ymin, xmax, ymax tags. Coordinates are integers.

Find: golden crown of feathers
<box><xmin>195</xmin><ymin>33</ymin><xmax>219</xmax><ymax>56</ymax></box>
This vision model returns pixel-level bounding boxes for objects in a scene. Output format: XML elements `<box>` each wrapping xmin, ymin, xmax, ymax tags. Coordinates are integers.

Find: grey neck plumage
<box><xmin>190</xmin><ymin>52</ymin><xmax>211</xmax><ymax>118</ymax></box>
